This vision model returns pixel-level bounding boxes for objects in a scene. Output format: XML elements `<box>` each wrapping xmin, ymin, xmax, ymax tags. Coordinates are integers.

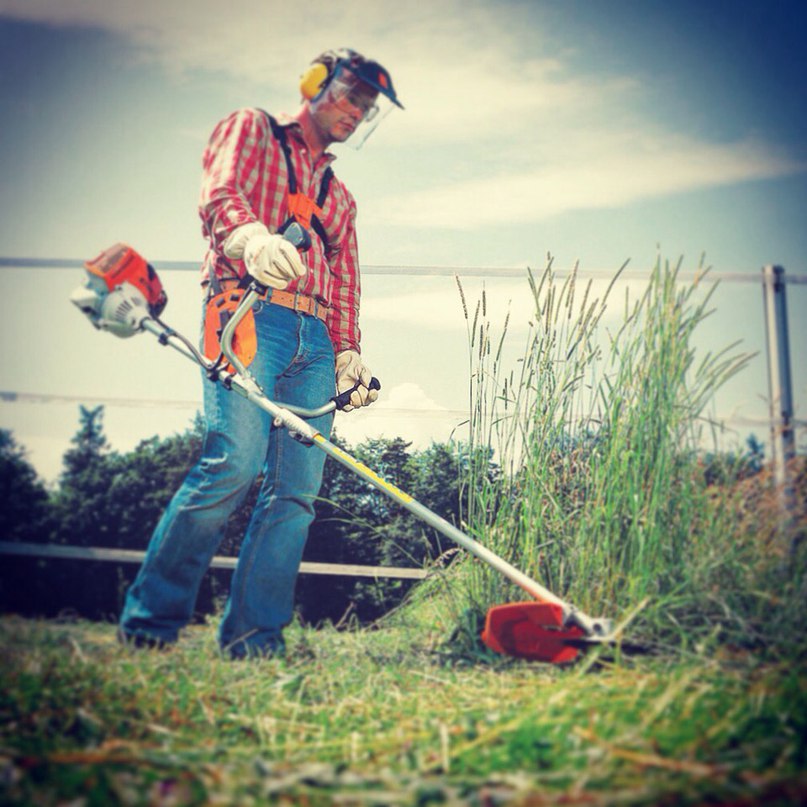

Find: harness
<box><xmin>265</xmin><ymin>113</ymin><xmax>333</xmax><ymax>250</ymax></box>
<box><xmin>203</xmin><ymin>112</ymin><xmax>334</xmax><ymax>370</ymax></box>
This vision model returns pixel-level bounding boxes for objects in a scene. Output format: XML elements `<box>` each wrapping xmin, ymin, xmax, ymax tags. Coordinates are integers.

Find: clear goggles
<box><xmin>322</xmin><ymin>71</ymin><xmax>396</xmax><ymax>148</ymax></box>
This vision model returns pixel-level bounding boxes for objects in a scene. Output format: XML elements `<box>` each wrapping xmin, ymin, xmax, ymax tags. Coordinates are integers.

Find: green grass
<box><xmin>451</xmin><ymin>256</ymin><xmax>806</xmax><ymax>657</ymax></box>
<box><xmin>3</xmin><ymin>255</ymin><xmax>805</xmax><ymax>805</ymax></box>
<box><xmin>1</xmin><ymin>614</ymin><xmax>806</xmax><ymax>806</ymax></box>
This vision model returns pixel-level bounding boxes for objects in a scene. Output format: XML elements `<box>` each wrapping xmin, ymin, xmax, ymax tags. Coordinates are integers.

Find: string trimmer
<box><xmin>70</xmin><ymin>225</ymin><xmax>620</xmax><ymax>664</ymax></box>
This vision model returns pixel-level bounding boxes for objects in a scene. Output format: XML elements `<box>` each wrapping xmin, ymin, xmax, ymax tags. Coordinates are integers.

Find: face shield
<box><xmin>318</xmin><ymin>59</ymin><xmax>403</xmax><ymax>149</ymax></box>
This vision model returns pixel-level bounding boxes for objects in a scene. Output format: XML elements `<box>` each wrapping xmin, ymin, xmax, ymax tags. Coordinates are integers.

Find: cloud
<box><xmin>333</xmin><ymin>381</ymin><xmax>459</xmax><ymax>449</ymax></box>
<box><xmin>363</xmin><ymin>273</ymin><xmax>639</xmax><ymax>335</ymax></box>
<box><xmin>3</xmin><ymin>0</ymin><xmax>804</xmax><ymax>230</ymax></box>
<box><xmin>370</xmin><ymin>133</ymin><xmax>806</xmax><ymax>229</ymax></box>
<box><xmin>0</xmin><ymin>0</ymin><xmax>626</xmax><ymax>140</ymax></box>
<box><xmin>365</xmin><ymin>277</ymin><xmax>530</xmax><ymax>331</ymax></box>
<box><xmin>0</xmin><ymin>1</ymin><xmax>503</xmax><ymax>85</ymax></box>
<box><xmin>376</xmin><ymin>381</ymin><xmax>448</xmax><ymax>413</ymax></box>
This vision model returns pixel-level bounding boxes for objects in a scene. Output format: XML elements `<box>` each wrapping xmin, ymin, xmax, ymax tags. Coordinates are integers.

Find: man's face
<box><xmin>311</xmin><ymin>70</ymin><xmax>379</xmax><ymax>143</ymax></box>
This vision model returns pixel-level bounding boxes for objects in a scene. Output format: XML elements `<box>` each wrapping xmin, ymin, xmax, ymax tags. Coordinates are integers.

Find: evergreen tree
<box><xmin>52</xmin><ymin>405</ymin><xmax>117</xmax><ymax>546</ymax></box>
<box><xmin>0</xmin><ymin>429</ymin><xmax>50</xmax><ymax>542</ymax></box>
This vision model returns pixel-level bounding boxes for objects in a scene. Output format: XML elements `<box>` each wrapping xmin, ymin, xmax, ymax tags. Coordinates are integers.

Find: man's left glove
<box><xmin>335</xmin><ymin>350</ymin><xmax>379</xmax><ymax>412</ymax></box>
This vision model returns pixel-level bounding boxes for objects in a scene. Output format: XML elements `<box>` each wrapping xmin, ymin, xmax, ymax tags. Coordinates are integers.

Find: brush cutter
<box><xmin>70</xmin><ymin>225</ymin><xmax>619</xmax><ymax>664</ymax></box>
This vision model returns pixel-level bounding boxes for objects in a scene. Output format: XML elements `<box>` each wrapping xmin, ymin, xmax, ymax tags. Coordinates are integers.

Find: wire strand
<box><xmin>1</xmin><ymin>257</ymin><xmax>806</xmax><ymax>283</ymax></box>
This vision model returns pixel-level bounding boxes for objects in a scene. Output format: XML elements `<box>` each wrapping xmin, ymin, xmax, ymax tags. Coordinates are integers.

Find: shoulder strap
<box><xmin>317</xmin><ymin>167</ymin><xmax>333</xmax><ymax>207</ymax></box>
<box><xmin>262</xmin><ymin>111</ymin><xmax>333</xmax><ymax>247</ymax></box>
<box><xmin>310</xmin><ymin>167</ymin><xmax>334</xmax><ymax>247</ymax></box>
<box><xmin>264</xmin><ymin>112</ymin><xmax>298</xmax><ymax>195</ymax></box>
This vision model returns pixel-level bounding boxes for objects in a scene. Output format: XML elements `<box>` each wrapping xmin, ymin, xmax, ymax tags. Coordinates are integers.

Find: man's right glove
<box><xmin>223</xmin><ymin>222</ymin><xmax>306</xmax><ymax>290</ymax></box>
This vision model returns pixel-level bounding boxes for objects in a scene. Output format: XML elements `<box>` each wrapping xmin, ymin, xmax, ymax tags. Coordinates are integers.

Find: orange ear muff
<box><xmin>300</xmin><ymin>63</ymin><xmax>330</xmax><ymax>100</ymax></box>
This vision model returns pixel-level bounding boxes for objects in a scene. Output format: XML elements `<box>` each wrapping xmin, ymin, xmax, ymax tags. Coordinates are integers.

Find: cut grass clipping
<box><xmin>1</xmin><ymin>617</ymin><xmax>806</xmax><ymax>805</ymax></box>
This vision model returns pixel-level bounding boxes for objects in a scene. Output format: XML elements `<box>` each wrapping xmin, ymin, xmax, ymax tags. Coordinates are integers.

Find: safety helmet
<box><xmin>300</xmin><ymin>48</ymin><xmax>403</xmax><ymax>147</ymax></box>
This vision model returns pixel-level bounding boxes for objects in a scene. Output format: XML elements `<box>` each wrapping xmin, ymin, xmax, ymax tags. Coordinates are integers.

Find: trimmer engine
<box><xmin>70</xmin><ymin>243</ymin><xmax>167</xmax><ymax>338</ymax></box>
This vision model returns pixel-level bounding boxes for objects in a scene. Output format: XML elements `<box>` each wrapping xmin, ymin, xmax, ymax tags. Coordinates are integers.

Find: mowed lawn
<box><xmin>1</xmin><ymin>614</ymin><xmax>805</xmax><ymax>806</ymax></box>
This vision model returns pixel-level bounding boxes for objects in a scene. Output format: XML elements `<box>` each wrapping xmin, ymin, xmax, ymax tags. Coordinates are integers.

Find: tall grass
<box><xmin>446</xmin><ymin>255</ymin><xmax>805</xmax><ymax>655</ymax></box>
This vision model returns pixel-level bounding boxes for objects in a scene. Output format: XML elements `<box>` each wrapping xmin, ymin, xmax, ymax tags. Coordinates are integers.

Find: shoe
<box><xmin>117</xmin><ymin>627</ymin><xmax>172</xmax><ymax>652</ymax></box>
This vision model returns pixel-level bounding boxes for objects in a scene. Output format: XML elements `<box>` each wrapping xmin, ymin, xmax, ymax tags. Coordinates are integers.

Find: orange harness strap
<box><xmin>286</xmin><ymin>192</ymin><xmax>323</xmax><ymax>231</ymax></box>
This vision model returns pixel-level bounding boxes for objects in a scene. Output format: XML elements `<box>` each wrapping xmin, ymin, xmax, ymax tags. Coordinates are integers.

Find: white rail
<box><xmin>0</xmin><ymin>541</ymin><xmax>427</xmax><ymax>580</ymax></box>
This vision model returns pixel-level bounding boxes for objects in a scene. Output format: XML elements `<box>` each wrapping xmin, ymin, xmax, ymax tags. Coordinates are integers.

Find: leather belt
<box><xmin>208</xmin><ymin>278</ymin><xmax>328</xmax><ymax>323</ymax></box>
<box><xmin>265</xmin><ymin>289</ymin><xmax>329</xmax><ymax>323</ymax></box>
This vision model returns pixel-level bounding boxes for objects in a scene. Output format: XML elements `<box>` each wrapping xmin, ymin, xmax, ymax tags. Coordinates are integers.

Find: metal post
<box><xmin>762</xmin><ymin>265</ymin><xmax>796</xmax><ymax>513</ymax></box>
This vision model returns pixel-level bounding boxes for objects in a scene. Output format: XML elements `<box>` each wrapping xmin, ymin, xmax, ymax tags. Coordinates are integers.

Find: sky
<box><xmin>0</xmin><ymin>0</ymin><xmax>805</xmax><ymax>485</ymax></box>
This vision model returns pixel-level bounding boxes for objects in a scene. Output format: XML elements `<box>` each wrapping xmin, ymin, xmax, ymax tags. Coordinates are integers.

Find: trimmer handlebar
<box><xmin>331</xmin><ymin>376</ymin><xmax>382</xmax><ymax>411</ymax></box>
<box><xmin>220</xmin><ymin>281</ymin><xmax>380</xmax><ymax>419</ymax></box>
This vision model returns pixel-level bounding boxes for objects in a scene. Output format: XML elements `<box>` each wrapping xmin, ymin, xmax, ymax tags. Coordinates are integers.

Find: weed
<box><xmin>445</xmin><ymin>256</ymin><xmax>805</xmax><ymax>659</ymax></box>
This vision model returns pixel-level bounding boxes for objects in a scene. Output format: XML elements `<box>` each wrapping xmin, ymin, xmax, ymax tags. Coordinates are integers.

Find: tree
<box><xmin>0</xmin><ymin>430</ymin><xmax>55</xmax><ymax>617</ymax></box>
<box><xmin>0</xmin><ymin>429</ymin><xmax>50</xmax><ymax>542</ymax></box>
<box><xmin>26</xmin><ymin>407</ymin><xmax>207</xmax><ymax>620</ymax></box>
<box><xmin>4</xmin><ymin>412</ymin><xmax>482</xmax><ymax>625</ymax></box>
<box><xmin>52</xmin><ymin>405</ymin><xmax>115</xmax><ymax>545</ymax></box>
<box><xmin>52</xmin><ymin>408</ymin><xmax>205</xmax><ymax>550</ymax></box>
<box><xmin>297</xmin><ymin>435</ymin><xmax>469</xmax><ymax>624</ymax></box>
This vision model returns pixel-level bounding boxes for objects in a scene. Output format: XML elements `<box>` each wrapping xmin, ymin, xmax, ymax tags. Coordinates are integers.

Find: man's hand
<box><xmin>222</xmin><ymin>221</ymin><xmax>268</xmax><ymax>259</ymax></box>
<box><xmin>335</xmin><ymin>350</ymin><xmax>378</xmax><ymax>412</ymax></box>
<box><xmin>243</xmin><ymin>233</ymin><xmax>306</xmax><ymax>290</ymax></box>
<box><xmin>223</xmin><ymin>222</ymin><xmax>306</xmax><ymax>290</ymax></box>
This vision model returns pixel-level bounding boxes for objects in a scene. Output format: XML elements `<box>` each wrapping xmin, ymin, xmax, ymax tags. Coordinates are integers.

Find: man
<box><xmin>119</xmin><ymin>48</ymin><xmax>403</xmax><ymax>659</ymax></box>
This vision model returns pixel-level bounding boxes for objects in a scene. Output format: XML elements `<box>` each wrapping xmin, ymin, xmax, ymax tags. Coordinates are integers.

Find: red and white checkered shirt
<box><xmin>199</xmin><ymin>108</ymin><xmax>362</xmax><ymax>354</ymax></box>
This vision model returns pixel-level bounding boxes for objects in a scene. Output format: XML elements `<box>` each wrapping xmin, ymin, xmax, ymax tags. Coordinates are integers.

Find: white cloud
<box><xmin>0</xmin><ymin>0</ymin><xmax>631</xmax><ymax>142</ymax></box>
<box><xmin>363</xmin><ymin>273</ymin><xmax>633</xmax><ymax>335</ymax></box>
<box><xmin>365</xmin><ymin>278</ymin><xmax>530</xmax><ymax>331</ymax></box>
<box><xmin>376</xmin><ymin>381</ymin><xmax>448</xmax><ymax>413</ymax></box>
<box><xmin>333</xmin><ymin>381</ymin><xmax>459</xmax><ymax>449</ymax></box>
<box><xmin>370</xmin><ymin>133</ymin><xmax>806</xmax><ymax>229</ymax></box>
<box><xmin>3</xmin><ymin>0</ymin><xmax>803</xmax><ymax>230</ymax></box>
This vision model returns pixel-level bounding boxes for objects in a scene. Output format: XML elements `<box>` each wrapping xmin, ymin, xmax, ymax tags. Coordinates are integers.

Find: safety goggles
<box><xmin>327</xmin><ymin>75</ymin><xmax>380</xmax><ymax>122</ymax></box>
<box><xmin>321</xmin><ymin>67</ymin><xmax>398</xmax><ymax>148</ymax></box>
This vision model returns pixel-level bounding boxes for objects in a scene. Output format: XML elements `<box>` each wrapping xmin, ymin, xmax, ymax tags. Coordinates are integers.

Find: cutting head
<box><xmin>480</xmin><ymin>601</ymin><xmax>587</xmax><ymax>664</ymax></box>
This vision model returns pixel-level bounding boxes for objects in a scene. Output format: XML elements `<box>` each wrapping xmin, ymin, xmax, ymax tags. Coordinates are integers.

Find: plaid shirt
<box><xmin>199</xmin><ymin>108</ymin><xmax>361</xmax><ymax>354</ymax></box>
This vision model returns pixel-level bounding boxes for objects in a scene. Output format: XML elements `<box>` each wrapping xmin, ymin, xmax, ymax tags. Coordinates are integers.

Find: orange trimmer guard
<box><xmin>481</xmin><ymin>601</ymin><xmax>586</xmax><ymax>664</ymax></box>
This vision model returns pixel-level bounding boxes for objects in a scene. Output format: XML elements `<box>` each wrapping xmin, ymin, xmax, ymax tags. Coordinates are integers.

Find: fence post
<box><xmin>761</xmin><ymin>265</ymin><xmax>796</xmax><ymax>528</ymax></box>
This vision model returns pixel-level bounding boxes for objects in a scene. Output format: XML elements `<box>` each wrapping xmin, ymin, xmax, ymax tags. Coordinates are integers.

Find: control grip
<box><xmin>332</xmin><ymin>377</ymin><xmax>381</xmax><ymax>411</ymax></box>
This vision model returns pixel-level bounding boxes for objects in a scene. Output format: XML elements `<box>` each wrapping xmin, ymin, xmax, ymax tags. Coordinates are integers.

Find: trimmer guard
<box><xmin>481</xmin><ymin>601</ymin><xmax>586</xmax><ymax>664</ymax></box>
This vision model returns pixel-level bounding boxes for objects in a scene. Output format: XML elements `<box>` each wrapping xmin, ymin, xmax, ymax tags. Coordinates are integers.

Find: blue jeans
<box><xmin>120</xmin><ymin>301</ymin><xmax>335</xmax><ymax>658</ymax></box>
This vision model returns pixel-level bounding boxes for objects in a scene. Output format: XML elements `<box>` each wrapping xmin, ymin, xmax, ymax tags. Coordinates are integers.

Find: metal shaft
<box><xmin>309</xmin><ymin>434</ymin><xmax>611</xmax><ymax>637</ymax></box>
<box><xmin>312</xmin><ymin>434</ymin><xmax>564</xmax><ymax>600</ymax></box>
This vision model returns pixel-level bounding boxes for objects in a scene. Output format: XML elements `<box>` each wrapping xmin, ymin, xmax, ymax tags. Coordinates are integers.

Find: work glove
<box><xmin>222</xmin><ymin>221</ymin><xmax>268</xmax><ymax>259</ymax></box>
<box><xmin>335</xmin><ymin>350</ymin><xmax>378</xmax><ymax>412</ymax></box>
<box><xmin>244</xmin><ymin>232</ymin><xmax>307</xmax><ymax>290</ymax></box>
<box><xmin>223</xmin><ymin>222</ymin><xmax>306</xmax><ymax>290</ymax></box>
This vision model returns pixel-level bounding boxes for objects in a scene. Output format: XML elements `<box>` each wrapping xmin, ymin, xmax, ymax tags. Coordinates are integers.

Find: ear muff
<box><xmin>300</xmin><ymin>62</ymin><xmax>330</xmax><ymax>100</ymax></box>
